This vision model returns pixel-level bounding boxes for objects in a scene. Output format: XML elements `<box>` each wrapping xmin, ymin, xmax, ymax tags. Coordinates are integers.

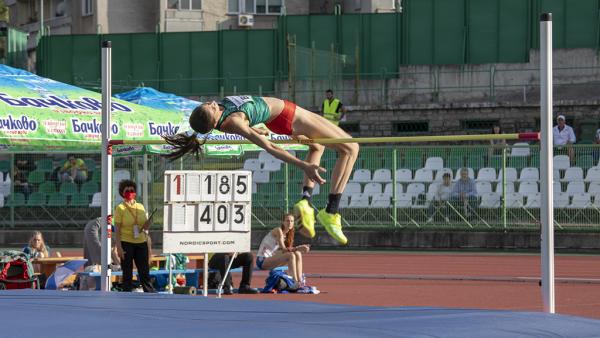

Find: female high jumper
<box><xmin>164</xmin><ymin>95</ymin><xmax>358</xmax><ymax>245</ymax></box>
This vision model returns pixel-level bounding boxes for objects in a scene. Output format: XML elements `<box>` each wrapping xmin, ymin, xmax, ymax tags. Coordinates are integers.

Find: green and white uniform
<box><xmin>216</xmin><ymin>96</ymin><xmax>270</xmax><ymax>130</ymax></box>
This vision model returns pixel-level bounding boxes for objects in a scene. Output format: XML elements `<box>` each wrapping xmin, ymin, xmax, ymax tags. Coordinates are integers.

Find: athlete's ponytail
<box><xmin>163</xmin><ymin>104</ymin><xmax>214</xmax><ymax>161</ymax></box>
<box><xmin>162</xmin><ymin>132</ymin><xmax>204</xmax><ymax>161</ymax></box>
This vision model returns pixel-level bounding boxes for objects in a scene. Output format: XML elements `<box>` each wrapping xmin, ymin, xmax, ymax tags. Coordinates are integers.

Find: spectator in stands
<box><xmin>83</xmin><ymin>217</ymin><xmax>121</xmax><ymax>269</ymax></box>
<box><xmin>489</xmin><ymin>124</ymin><xmax>506</xmax><ymax>156</ymax></box>
<box><xmin>209</xmin><ymin>253</ymin><xmax>260</xmax><ymax>295</ymax></box>
<box><xmin>114</xmin><ymin>179</ymin><xmax>155</xmax><ymax>293</ymax></box>
<box><xmin>426</xmin><ymin>173</ymin><xmax>453</xmax><ymax>223</ymax></box>
<box><xmin>451</xmin><ymin>168</ymin><xmax>478</xmax><ymax>218</ymax></box>
<box><xmin>13</xmin><ymin>157</ymin><xmax>34</xmax><ymax>197</ymax></box>
<box><xmin>59</xmin><ymin>155</ymin><xmax>88</xmax><ymax>183</ymax></box>
<box><xmin>256</xmin><ymin>213</ymin><xmax>310</xmax><ymax>286</ymax></box>
<box><xmin>23</xmin><ymin>231</ymin><xmax>50</xmax><ymax>258</ymax></box>
<box><xmin>321</xmin><ymin>89</ymin><xmax>347</xmax><ymax>126</ymax></box>
<box><xmin>552</xmin><ymin>115</ymin><xmax>576</xmax><ymax>163</ymax></box>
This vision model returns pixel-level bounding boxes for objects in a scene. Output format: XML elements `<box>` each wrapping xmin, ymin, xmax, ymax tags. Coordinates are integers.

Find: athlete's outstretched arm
<box><xmin>222</xmin><ymin>117</ymin><xmax>326</xmax><ymax>184</ymax></box>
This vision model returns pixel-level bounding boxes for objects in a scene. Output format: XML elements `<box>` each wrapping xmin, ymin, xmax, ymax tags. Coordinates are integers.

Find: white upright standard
<box><xmin>100</xmin><ymin>40</ymin><xmax>113</xmax><ymax>292</ymax></box>
<box><xmin>163</xmin><ymin>170</ymin><xmax>252</xmax><ymax>297</ymax></box>
<box><xmin>540</xmin><ymin>12</ymin><xmax>555</xmax><ymax>313</ymax></box>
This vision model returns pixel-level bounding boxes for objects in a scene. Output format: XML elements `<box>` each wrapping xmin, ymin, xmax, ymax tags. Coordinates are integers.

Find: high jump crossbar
<box><xmin>109</xmin><ymin>132</ymin><xmax>539</xmax><ymax>146</ymax></box>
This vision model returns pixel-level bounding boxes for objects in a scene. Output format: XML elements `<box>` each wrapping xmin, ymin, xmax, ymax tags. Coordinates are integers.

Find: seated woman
<box><xmin>23</xmin><ymin>231</ymin><xmax>50</xmax><ymax>259</ymax></box>
<box><xmin>256</xmin><ymin>214</ymin><xmax>310</xmax><ymax>284</ymax></box>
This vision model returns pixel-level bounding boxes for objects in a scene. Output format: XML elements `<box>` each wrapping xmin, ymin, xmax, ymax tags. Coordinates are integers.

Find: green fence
<box><xmin>37</xmin><ymin>0</ymin><xmax>600</xmax><ymax>101</ymax></box>
<box><xmin>2</xmin><ymin>144</ymin><xmax>600</xmax><ymax>231</ymax></box>
<box><xmin>37</xmin><ymin>29</ymin><xmax>279</xmax><ymax>97</ymax></box>
<box><xmin>0</xmin><ymin>26</ymin><xmax>28</xmax><ymax>69</ymax></box>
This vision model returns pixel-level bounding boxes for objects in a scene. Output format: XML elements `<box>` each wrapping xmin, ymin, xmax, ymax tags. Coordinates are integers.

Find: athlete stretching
<box><xmin>164</xmin><ymin>96</ymin><xmax>358</xmax><ymax>244</ymax></box>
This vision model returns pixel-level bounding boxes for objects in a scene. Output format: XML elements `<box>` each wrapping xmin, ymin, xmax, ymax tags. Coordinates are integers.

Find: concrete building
<box><xmin>6</xmin><ymin>0</ymin><xmax>398</xmax><ymax>70</ymax></box>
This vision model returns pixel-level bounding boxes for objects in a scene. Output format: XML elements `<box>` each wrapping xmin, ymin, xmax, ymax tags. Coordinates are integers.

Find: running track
<box><xmin>58</xmin><ymin>249</ymin><xmax>600</xmax><ymax>319</ymax></box>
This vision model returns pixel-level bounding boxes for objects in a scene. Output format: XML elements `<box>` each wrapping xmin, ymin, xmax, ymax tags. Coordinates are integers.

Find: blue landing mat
<box><xmin>2</xmin><ymin>290</ymin><xmax>600</xmax><ymax>338</ymax></box>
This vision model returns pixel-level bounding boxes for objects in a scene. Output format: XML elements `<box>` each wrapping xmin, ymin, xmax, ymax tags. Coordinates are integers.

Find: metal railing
<box><xmin>2</xmin><ymin>143</ymin><xmax>600</xmax><ymax>231</ymax></box>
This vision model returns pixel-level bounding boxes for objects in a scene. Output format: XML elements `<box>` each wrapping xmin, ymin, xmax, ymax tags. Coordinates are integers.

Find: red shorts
<box><xmin>265</xmin><ymin>100</ymin><xmax>296</xmax><ymax>135</ymax></box>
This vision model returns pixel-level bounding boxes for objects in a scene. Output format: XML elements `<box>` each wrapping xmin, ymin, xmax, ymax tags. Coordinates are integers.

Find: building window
<box><xmin>393</xmin><ymin>121</ymin><xmax>429</xmax><ymax>134</ymax></box>
<box><xmin>256</xmin><ymin>0</ymin><xmax>283</xmax><ymax>14</ymax></box>
<box><xmin>82</xmin><ymin>0</ymin><xmax>93</xmax><ymax>16</ymax></box>
<box><xmin>461</xmin><ymin>120</ymin><xmax>498</xmax><ymax>131</ymax></box>
<box><xmin>228</xmin><ymin>0</ymin><xmax>283</xmax><ymax>14</ymax></box>
<box><xmin>168</xmin><ymin>0</ymin><xmax>202</xmax><ymax>10</ymax></box>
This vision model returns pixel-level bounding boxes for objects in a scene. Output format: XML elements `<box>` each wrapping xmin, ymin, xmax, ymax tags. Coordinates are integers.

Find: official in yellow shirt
<box><xmin>321</xmin><ymin>89</ymin><xmax>347</xmax><ymax>126</ymax></box>
<box><xmin>114</xmin><ymin>179</ymin><xmax>155</xmax><ymax>293</ymax></box>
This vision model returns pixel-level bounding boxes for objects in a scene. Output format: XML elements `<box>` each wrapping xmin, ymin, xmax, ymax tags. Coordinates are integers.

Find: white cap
<box><xmin>557</xmin><ymin>115</ymin><xmax>565</xmax><ymax>121</ymax></box>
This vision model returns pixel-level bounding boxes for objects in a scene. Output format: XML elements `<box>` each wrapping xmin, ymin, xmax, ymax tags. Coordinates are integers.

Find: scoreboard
<box><xmin>163</xmin><ymin>170</ymin><xmax>251</xmax><ymax>253</ymax></box>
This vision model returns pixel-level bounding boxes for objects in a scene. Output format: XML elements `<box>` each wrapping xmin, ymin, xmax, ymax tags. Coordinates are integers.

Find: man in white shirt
<box><xmin>426</xmin><ymin>173</ymin><xmax>453</xmax><ymax>223</ymax></box>
<box><xmin>552</xmin><ymin>115</ymin><xmax>575</xmax><ymax>162</ymax></box>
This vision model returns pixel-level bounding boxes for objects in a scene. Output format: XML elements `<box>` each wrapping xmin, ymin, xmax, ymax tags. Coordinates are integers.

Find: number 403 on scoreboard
<box><xmin>163</xmin><ymin>171</ymin><xmax>252</xmax><ymax>233</ymax></box>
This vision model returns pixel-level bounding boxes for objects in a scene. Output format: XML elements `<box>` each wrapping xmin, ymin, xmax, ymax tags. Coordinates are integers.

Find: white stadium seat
<box><xmin>383</xmin><ymin>183</ymin><xmax>404</xmax><ymax>195</ymax></box>
<box><xmin>395</xmin><ymin>169</ymin><xmax>413</xmax><ymax>183</ymax></box>
<box><xmin>567</xmin><ymin>193</ymin><xmax>591</xmax><ymax>209</ymax></box>
<box><xmin>553</xmin><ymin>192</ymin><xmax>570</xmax><ymax>208</ymax></box>
<box><xmin>394</xmin><ymin>193</ymin><xmax>413</xmax><ymax>207</ymax></box>
<box><xmin>90</xmin><ymin>192</ymin><xmax>102</xmax><ymax>207</ymax></box>
<box><xmin>495</xmin><ymin>182</ymin><xmax>515</xmax><ymax>194</ymax></box>
<box><xmin>413</xmin><ymin>168</ymin><xmax>433</xmax><ymax>183</ymax></box>
<box><xmin>350</xmin><ymin>169</ymin><xmax>372</xmax><ymax>183</ymax></box>
<box><xmin>370</xmin><ymin>193</ymin><xmax>391</xmax><ymax>208</ymax></box>
<box><xmin>497</xmin><ymin>168</ymin><xmax>518</xmax><ymax>182</ymax></box>
<box><xmin>243</xmin><ymin>159</ymin><xmax>262</xmax><ymax>171</ymax></box>
<box><xmin>518</xmin><ymin>167</ymin><xmax>539</xmax><ymax>182</ymax></box>
<box><xmin>345</xmin><ymin>182</ymin><xmax>362</xmax><ymax>195</ymax></box>
<box><xmin>252</xmin><ymin>170</ymin><xmax>270</xmax><ymax>183</ymax></box>
<box><xmin>363</xmin><ymin>183</ymin><xmax>383</xmax><ymax>196</ymax></box>
<box><xmin>372</xmin><ymin>169</ymin><xmax>392</xmax><ymax>183</ymax></box>
<box><xmin>406</xmin><ymin>183</ymin><xmax>425</xmax><ymax>197</ymax></box>
<box><xmin>518</xmin><ymin>182</ymin><xmax>538</xmax><ymax>195</ymax></box>
<box><xmin>524</xmin><ymin>193</ymin><xmax>541</xmax><ymax>208</ymax></box>
<box><xmin>561</xmin><ymin>167</ymin><xmax>584</xmax><ymax>182</ymax></box>
<box><xmin>505</xmin><ymin>193</ymin><xmax>524</xmax><ymax>208</ymax></box>
<box><xmin>349</xmin><ymin>193</ymin><xmax>370</xmax><ymax>208</ymax></box>
<box><xmin>424</xmin><ymin>157</ymin><xmax>444</xmax><ymax>171</ymax></box>
<box><xmin>263</xmin><ymin>160</ymin><xmax>282</xmax><ymax>172</ymax></box>
<box><xmin>476</xmin><ymin>181</ymin><xmax>492</xmax><ymax>194</ymax></box>
<box><xmin>480</xmin><ymin>193</ymin><xmax>500</xmax><ymax>208</ymax></box>
<box><xmin>585</xmin><ymin>167</ymin><xmax>600</xmax><ymax>183</ymax></box>
<box><xmin>553</xmin><ymin>155</ymin><xmax>570</xmax><ymax>170</ymax></box>
<box><xmin>565</xmin><ymin>181</ymin><xmax>585</xmax><ymax>196</ymax></box>
<box><xmin>476</xmin><ymin>168</ymin><xmax>496</xmax><ymax>182</ymax></box>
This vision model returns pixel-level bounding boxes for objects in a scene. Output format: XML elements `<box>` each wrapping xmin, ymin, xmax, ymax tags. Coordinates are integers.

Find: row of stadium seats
<box><xmin>334</xmin><ymin>191</ymin><xmax>600</xmax><ymax>209</ymax></box>
<box><xmin>248</xmin><ymin>166</ymin><xmax>600</xmax><ymax>185</ymax></box>
<box><xmin>243</xmin><ymin>151</ymin><xmax>598</xmax><ymax>173</ymax></box>
<box><xmin>2</xmin><ymin>192</ymin><xmax>96</xmax><ymax>207</ymax></box>
<box><xmin>350</xmin><ymin>166</ymin><xmax>600</xmax><ymax>184</ymax></box>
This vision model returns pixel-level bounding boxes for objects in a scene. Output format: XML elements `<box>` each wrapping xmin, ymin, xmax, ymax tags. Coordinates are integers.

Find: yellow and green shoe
<box><xmin>294</xmin><ymin>199</ymin><xmax>316</xmax><ymax>238</ymax></box>
<box><xmin>317</xmin><ymin>209</ymin><xmax>348</xmax><ymax>245</ymax></box>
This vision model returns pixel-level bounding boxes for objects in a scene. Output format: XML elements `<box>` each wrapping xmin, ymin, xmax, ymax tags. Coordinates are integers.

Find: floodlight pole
<box><xmin>540</xmin><ymin>13</ymin><xmax>555</xmax><ymax>313</ymax></box>
<box><xmin>101</xmin><ymin>40</ymin><xmax>113</xmax><ymax>292</ymax></box>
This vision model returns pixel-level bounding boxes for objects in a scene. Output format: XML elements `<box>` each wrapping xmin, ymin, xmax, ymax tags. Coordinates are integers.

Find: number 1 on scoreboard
<box><xmin>167</xmin><ymin>173</ymin><xmax>185</xmax><ymax>202</ymax></box>
<box><xmin>200</xmin><ymin>172</ymin><xmax>216</xmax><ymax>202</ymax></box>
